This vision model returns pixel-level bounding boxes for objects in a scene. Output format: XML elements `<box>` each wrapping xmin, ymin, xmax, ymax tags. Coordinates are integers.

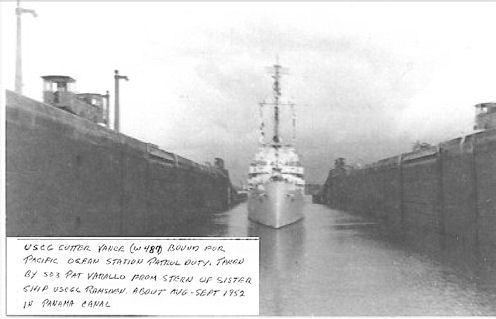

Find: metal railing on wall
<box><xmin>146</xmin><ymin>143</ymin><xmax>226</xmax><ymax>177</ymax></box>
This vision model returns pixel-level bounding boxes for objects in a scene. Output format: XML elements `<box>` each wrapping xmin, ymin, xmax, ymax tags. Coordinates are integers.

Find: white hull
<box><xmin>247</xmin><ymin>181</ymin><xmax>304</xmax><ymax>228</ymax></box>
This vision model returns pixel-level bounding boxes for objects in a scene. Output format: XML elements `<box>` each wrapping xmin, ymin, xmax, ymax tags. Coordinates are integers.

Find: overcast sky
<box><xmin>2</xmin><ymin>2</ymin><xmax>496</xmax><ymax>184</ymax></box>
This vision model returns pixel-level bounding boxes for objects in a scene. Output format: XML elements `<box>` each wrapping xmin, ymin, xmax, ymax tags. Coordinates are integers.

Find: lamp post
<box><xmin>15</xmin><ymin>0</ymin><xmax>37</xmax><ymax>95</ymax></box>
<box><xmin>114</xmin><ymin>70</ymin><xmax>129</xmax><ymax>132</ymax></box>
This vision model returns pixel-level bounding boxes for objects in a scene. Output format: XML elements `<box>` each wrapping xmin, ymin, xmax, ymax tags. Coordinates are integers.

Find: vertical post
<box><xmin>15</xmin><ymin>1</ymin><xmax>22</xmax><ymax>94</ymax></box>
<box><xmin>114</xmin><ymin>70</ymin><xmax>129</xmax><ymax>132</ymax></box>
<box><xmin>114</xmin><ymin>70</ymin><xmax>120</xmax><ymax>132</ymax></box>
<box><xmin>15</xmin><ymin>0</ymin><xmax>37</xmax><ymax>94</ymax></box>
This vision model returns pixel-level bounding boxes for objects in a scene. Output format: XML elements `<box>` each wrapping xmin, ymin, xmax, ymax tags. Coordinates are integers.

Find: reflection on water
<box><xmin>181</xmin><ymin>197</ymin><xmax>496</xmax><ymax>315</ymax></box>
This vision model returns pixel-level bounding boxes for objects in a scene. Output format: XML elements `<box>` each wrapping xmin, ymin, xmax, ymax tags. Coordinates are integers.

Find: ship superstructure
<box><xmin>247</xmin><ymin>63</ymin><xmax>305</xmax><ymax>228</ymax></box>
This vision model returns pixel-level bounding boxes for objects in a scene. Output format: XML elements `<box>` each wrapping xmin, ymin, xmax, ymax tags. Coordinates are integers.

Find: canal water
<box><xmin>184</xmin><ymin>197</ymin><xmax>496</xmax><ymax>316</ymax></box>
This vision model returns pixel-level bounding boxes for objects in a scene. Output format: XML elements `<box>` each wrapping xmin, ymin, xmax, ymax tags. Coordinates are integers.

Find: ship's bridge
<box><xmin>248</xmin><ymin>144</ymin><xmax>305</xmax><ymax>186</ymax></box>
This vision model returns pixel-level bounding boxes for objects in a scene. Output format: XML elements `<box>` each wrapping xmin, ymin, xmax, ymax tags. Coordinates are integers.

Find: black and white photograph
<box><xmin>2</xmin><ymin>1</ymin><xmax>496</xmax><ymax>316</ymax></box>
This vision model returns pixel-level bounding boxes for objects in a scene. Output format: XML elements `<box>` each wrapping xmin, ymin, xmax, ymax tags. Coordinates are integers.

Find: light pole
<box><xmin>114</xmin><ymin>70</ymin><xmax>129</xmax><ymax>132</ymax></box>
<box><xmin>15</xmin><ymin>0</ymin><xmax>37</xmax><ymax>95</ymax></box>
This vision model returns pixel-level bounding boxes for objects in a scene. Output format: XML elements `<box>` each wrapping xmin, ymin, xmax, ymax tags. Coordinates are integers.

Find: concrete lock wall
<box><xmin>318</xmin><ymin>128</ymin><xmax>496</xmax><ymax>248</ymax></box>
<box><xmin>6</xmin><ymin>90</ymin><xmax>231</xmax><ymax>236</ymax></box>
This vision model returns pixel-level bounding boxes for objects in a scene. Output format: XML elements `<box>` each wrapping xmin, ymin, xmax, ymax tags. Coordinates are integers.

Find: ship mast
<box><xmin>260</xmin><ymin>61</ymin><xmax>293</xmax><ymax>146</ymax></box>
<box><xmin>272</xmin><ymin>63</ymin><xmax>282</xmax><ymax>144</ymax></box>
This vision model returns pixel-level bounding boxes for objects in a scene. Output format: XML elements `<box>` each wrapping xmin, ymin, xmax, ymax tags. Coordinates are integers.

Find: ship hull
<box><xmin>247</xmin><ymin>181</ymin><xmax>304</xmax><ymax>228</ymax></box>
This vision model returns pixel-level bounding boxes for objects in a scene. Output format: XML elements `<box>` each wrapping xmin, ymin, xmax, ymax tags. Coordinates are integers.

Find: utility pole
<box><xmin>114</xmin><ymin>70</ymin><xmax>129</xmax><ymax>132</ymax></box>
<box><xmin>15</xmin><ymin>0</ymin><xmax>37</xmax><ymax>95</ymax></box>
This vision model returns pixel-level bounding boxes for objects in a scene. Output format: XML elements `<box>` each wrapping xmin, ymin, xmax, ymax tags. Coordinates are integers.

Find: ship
<box><xmin>247</xmin><ymin>63</ymin><xmax>305</xmax><ymax>228</ymax></box>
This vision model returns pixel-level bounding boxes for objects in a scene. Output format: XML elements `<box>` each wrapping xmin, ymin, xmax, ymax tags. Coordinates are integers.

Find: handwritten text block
<box><xmin>6</xmin><ymin>237</ymin><xmax>259</xmax><ymax>315</ymax></box>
